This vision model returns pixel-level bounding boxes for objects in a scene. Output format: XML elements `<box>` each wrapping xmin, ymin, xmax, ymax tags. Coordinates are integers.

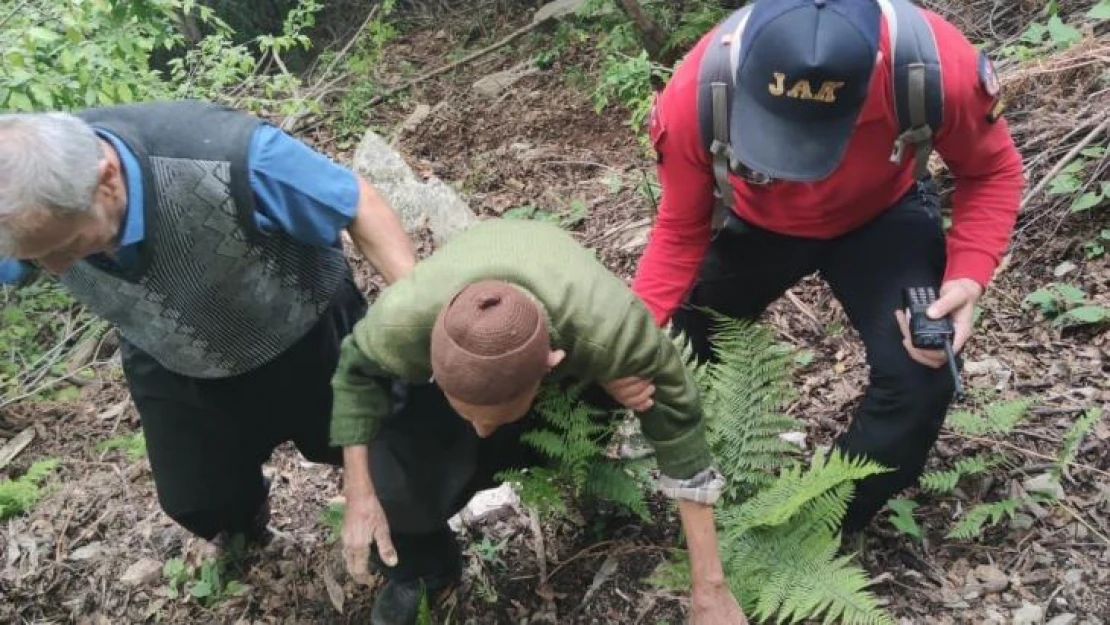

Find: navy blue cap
<box><xmin>732</xmin><ymin>0</ymin><xmax>881</xmax><ymax>182</ymax></box>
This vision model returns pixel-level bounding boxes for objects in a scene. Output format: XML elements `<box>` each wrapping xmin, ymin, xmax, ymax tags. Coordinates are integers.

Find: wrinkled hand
<box><xmin>342</xmin><ymin>489</ymin><xmax>396</xmax><ymax>585</ymax></box>
<box><xmin>690</xmin><ymin>583</ymin><xmax>747</xmax><ymax>625</ymax></box>
<box><xmin>602</xmin><ymin>376</ymin><xmax>656</xmax><ymax>411</ymax></box>
<box><xmin>895</xmin><ymin>278</ymin><xmax>983</xmax><ymax>369</ymax></box>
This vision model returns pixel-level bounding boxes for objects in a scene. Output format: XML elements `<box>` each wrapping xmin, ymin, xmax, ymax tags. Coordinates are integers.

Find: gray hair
<box><xmin>0</xmin><ymin>112</ymin><xmax>103</xmax><ymax>255</ymax></box>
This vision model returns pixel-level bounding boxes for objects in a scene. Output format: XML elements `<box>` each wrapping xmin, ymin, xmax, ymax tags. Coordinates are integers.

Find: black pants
<box><xmin>366</xmin><ymin>381</ymin><xmax>549</xmax><ymax>583</ymax></box>
<box><xmin>673</xmin><ymin>180</ymin><xmax>956</xmax><ymax>532</ymax></box>
<box><xmin>121</xmin><ymin>278</ymin><xmax>367</xmax><ymax>540</ymax></box>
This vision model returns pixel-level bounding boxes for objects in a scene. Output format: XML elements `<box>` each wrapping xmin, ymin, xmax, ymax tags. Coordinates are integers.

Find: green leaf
<box><xmin>794</xmin><ymin>349</ymin><xmax>815</xmax><ymax>367</ymax></box>
<box><xmin>1055</xmin><ymin>305</ymin><xmax>1109</xmax><ymax>327</ymax></box>
<box><xmin>1088</xmin><ymin>0</ymin><xmax>1110</xmax><ymax>19</ymax></box>
<box><xmin>1023</xmin><ymin>288</ymin><xmax>1057</xmax><ymax>312</ymax></box>
<box><xmin>117</xmin><ymin>83</ymin><xmax>134</xmax><ymax>103</ymax></box>
<box><xmin>29</xmin><ymin>84</ymin><xmax>54</xmax><ymax>108</ymax></box>
<box><xmin>1070</xmin><ymin>192</ymin><xmax>1105</xmax><ymax>213</ymax></box>
<box><xmin>1046</xmin><ymin>15</ymin><xmax>1082</xmax><ymax>48</ymax></box>
<box><xmin>1080</xmin><ymin>146</ymin><xmax>1107</xmax><ymax>159</ymax></box>
<box><xmin>1053</xmin><ymin>283</ymin><xmax>1088</xmax><ymax>305</ymax></box>
<box><xmin>189</xmin><ymin>581</ymin><xmax>213</xmax><ymax>598</ymax></box>
<box><xmin>1047</xmin><ymin>173</ymin><xmax>1081</xmax><ymax>195</ymax></box>
<box><xmin>163</xmin><ymin>558</ymin><xmax>186</xmax><ymax>579</ymax></box>
<box><xmin>886</xmin><ymin>499</ymin><xmax>922</xmax><ymax>539</ymax></box>
<box><xmin>1101</xmin><ymin>183</ymin><xmax>1110</xmax><ymax>199</ymax></box>
<box><xmin>7</xmin><ymin>91</ymin><xmax>33</xmax><ymax>112</ymax></box>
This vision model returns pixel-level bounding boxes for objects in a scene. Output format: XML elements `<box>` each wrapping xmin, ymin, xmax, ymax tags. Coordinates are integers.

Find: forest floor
<box><xmin>1</xmin><ymin>1</ymin><xmax>1107</xmax><ymax>624</ymax></box>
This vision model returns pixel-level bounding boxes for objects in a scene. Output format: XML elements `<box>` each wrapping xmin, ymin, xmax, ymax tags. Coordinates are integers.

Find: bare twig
<box><xmin>0</xmin><ymin>427</ymin><xmax>35</xmax><ymax>471</ymax></box>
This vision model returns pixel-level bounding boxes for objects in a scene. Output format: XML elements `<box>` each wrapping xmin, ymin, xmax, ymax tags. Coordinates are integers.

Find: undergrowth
<box><xmin>0</xmin><ymin>459</ymin><xmax>59</xmax><ymax>520</ymax></box>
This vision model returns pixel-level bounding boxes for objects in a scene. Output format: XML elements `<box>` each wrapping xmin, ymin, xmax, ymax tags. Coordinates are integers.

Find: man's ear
<box><xmin>546</xmin><ymin>349</ymin><xmax>566</xmax><ymax>370</ymax></box>
<box><xmin>97</xmin><ymin>157</ymin><xmax>119</xmax><ymax>191</ymax></box>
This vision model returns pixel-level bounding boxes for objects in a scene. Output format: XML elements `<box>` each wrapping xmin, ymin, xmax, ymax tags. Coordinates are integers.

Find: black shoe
<box><xmin>370</xmin><ymin>576</ymin><xmax>455</xmax><ymax>625</ymax></box>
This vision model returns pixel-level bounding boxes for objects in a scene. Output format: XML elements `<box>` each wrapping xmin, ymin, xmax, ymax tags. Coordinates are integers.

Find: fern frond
<box><xmin>948</xmin><ymin>399</ymin><xmax>1033</xmax><ymax>436</ymax></box>
<box><xmin>919</xmin><ymin>453</ymin><xmax>1007</xmax><ymax>493</ymax></box>
<box><xmin>1053</xmin><ymin>408</ymin><xmax>1103</xmax><ymax>478</ymax></box>
<box><xmin>723</xmin><ymin>519</ymin><xmax>893</xmax><ymax>625</ymax></box>
<box><xmin>585</xmin><ymin>462</ymin><xmax>650</xmax><ymax>520</ymax></box>
<box><xmin>722</xmin><ymin>449</ymin><xmax>889</xmax><ymax>535</ymax></box>
<box><xmin>0</xmin><ymin>459</ymin><xmax>60</xmax><ymax>520</ymax></box>
<box><xmin>695</xmin><ymin>313</ymin><xmax>801</xmax><ymax>501</ymax></box>
<box><xmin>946</xmin><ymin>498</ymin><xmax>1023</xmax><ymax>539</ymax></box>
<box><xmin>983</xmin><ymin>398</ymin><xmax>1034</xmax><ymax>434</ymax></box>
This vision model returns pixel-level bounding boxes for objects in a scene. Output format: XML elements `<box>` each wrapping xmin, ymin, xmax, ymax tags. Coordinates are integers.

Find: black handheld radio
<box><xmin>903</xmin><ymin>286</ymin><xmax>964</xmax><ymax>399</ymax></box>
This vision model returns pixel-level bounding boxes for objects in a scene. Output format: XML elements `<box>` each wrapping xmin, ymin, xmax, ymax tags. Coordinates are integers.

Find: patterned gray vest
<box><xmin>61</xmin><ymin>101</ymin><xmax>350</xmax><ymax>378</ymax></box>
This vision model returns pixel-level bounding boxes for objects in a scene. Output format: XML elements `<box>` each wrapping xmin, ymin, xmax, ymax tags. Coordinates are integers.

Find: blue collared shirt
<box><xmin>1</xmin><ymin>124</ymin><xmax>359</xmax><ymax>284</ymax></box>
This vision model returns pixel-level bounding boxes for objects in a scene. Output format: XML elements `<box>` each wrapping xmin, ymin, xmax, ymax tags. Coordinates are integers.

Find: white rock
<box><xmin>1048</xmin><ymin>614</ymin><xmax>1078</xmax><ymax>625</ymax></box>
<box><xmin>121</xmin><ymin>558</ymin><xmax>164</xmax><ymax>586</ymax></box>
<box><xmin>1053</xmin><ymin>261</ymin><xmax>1078</xmax><ymax>277</ymax></box>
<box><xmin>973</xmin><ymin>564</ymin><xmax>1009</xmax><ymax>593</ymax></box>
<box><xmin>1012</xmin><ymin>602</ymin><xmax>1045</xmax><ymax>625</ymax></box>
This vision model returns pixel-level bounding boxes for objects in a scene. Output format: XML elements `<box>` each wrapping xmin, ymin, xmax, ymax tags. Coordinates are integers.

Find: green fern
<box><xmin>946</xmin><ymin>498</ymin><xmax>1023</xmax><ymax>539</ymax></box>
<box><xmin>499</xmin><ymin>384</ymin><xmax>647</xmax><ymax>518</ymax></box>
<box><xmin>687</xmin><ymin>314</ymin><xmax>801</xmax><ymax>501</ymax></box>
<box><xmin>919</xmin><ymin>453</ymin><xmax>1007</xmax><ymax>494</ymax></box>
<box><xmin>947</xmin><ymin>398</ymin><xmax>1033</xmax><ymax>436</ymax></box>
<box><xmin>1053</xmin><ymin>408</ymin><xmax>1103</xmax><ymax>479</ymax></box>
<box><xmin>0</xmin><ymin>459</ymin><xmax>60</xmax><ymax>520</ymax></box>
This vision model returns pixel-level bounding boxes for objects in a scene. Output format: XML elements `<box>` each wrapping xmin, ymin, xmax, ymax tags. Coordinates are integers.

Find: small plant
<box><xmin>162</xmin><ymin>535</ymin><xmax>247</xmax><ymax>607</ymax></box>
<box><xmin>1046</xmin><ymin>147</ymin><xmax>1109</xmax><ymax>214</ymax></box>
<box><xmin>1083</xmin><ymin>229</ymin><xmax>1110</xmax><ymax>259</ymax></box>
<box><xmin>0</xmin><ymin>459</ymin><xmax>60</xmax><ymax>520</ymax></box>
<box><xmin>1023</xmin><ymin>283</ymin><xmax>1109</xmax><ymax>328</ymax></box>
<box><xmin>999</xmin><ymin>2</ymin><xmax>1105</xmax><ymax>59</ymax></box>
<box><xmin>502</xmin><ymin>203</ymin><xmax>587</xmax><ymax>229</ymax></box>
<box><xmin>97</xmin><ymin>432</ymin><xmax>147</xmax><ymax>462</ymax></box>
<box><xmin>320</xmin><ymin>501</ymin><xmax>345</xmax><ymax>544</ymax></box>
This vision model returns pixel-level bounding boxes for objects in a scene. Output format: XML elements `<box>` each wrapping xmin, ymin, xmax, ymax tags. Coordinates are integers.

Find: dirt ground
<box><xmin>2</xmin><ymin>1</ymin><xmax>1108</xmax><ymax>624</ymax></box>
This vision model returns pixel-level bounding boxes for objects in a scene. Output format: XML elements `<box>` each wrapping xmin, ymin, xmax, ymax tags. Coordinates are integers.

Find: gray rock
<box><xmin>974</xmin><ymin>564</ymin><xmax>1010</xmax><ymax>593</ymax></box>
<box><xmin>1012</xmin><ymin>602</ymin><xmax>1045</xmax><ymax>625</ymax></box>
<box><xmin>121</xmin><ymin>558</ymin><xmax>164</xmax><ymax>586</ymax></box>
<box><xmin>1023</xmin><ymin>473</ymin><xmax>1065</xmax><ymax>500</ymax></box>
<box><xmin>396</xmin><ymin>103</ymin><xmax>432</xmax><ymax>139</ymax></box>
<box><xmin>473</xmin><ymin>62</ymin><xmax>540</xmax><ymax>98</ymax></box>
<box><xmin>1048</xmin><ymin>614</ymin><xmax>1078</xmax><ymax>625</ymax></box>
<box><xmin>69</xmin><ymin>542</ymin><xmax>107</xmax><ymax>562</ymax></box>
<box><xmin>353</xmin><ymin>130</ymin><xmax>477</xmax><ymax>247</ymax></box>
<box><xmin>532</xmin><ymin>0</ymin><xmax>588</xmax><ymax>25</ymax></box>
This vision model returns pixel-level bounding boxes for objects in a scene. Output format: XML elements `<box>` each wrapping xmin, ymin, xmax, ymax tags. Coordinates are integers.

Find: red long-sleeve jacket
<box><xmin>631</xmin><ymin>10</ymin><xmax>1025</xmax><ymax>325</ymax></box>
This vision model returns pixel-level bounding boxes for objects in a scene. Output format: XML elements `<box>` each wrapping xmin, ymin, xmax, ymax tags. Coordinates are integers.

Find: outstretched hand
<box><xmin>602</xmin><ymin>376</ymin><xmax>656</xmax><ymax>412</ymax></box>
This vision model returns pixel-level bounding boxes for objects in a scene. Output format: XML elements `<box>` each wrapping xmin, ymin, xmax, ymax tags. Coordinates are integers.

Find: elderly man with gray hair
<box><xmin>0</xmin><ymin>101</ymin><xmax>416</xmax><ymax>552</ymax></box>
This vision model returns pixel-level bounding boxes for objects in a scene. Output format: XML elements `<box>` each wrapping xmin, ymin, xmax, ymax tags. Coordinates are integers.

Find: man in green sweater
<box><xmin>330</xmin><ymin>218</ymin><xmax>745</xmax><ymax>625</ymax></box>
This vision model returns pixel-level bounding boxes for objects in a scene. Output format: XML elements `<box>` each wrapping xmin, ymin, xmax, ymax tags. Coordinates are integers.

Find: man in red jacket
<box><xmin>632</xmin><ymin>0</ymin><xmax>1023</xmax><ymax>533</ymax></box>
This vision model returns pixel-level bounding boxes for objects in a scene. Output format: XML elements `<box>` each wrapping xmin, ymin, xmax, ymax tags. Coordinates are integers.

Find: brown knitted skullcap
<box><xmin>431</xmin><ymin>280</ymin><xmax>551</xmax><ymax>406</ymax></box>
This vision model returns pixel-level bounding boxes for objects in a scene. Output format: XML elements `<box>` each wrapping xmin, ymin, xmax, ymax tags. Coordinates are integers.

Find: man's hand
<box><xmin>676</xmin><ymin>500</ymin><xmax>749</xmax><ymax>625</ymax></box>
<box><xmin>340</xmin><ymin>445</ymin><xmax>396</xmax><ymax>585</ymax></box>
<box><xmin>691</xmin><ymin>582</ymin><xmax>747</xmax><ymax>625</ymax></box>
<box><xmin>347</xmin><ymin>176</ymin><xmax>416</xmax><ymax>284</ymax></box>
<box><xmin>602</xmin><ymin>376</ymin><xmax>655</xmax><ymax>411</ymax></box>
<box><xmin>342</xmin><ymin>487</ymin><xmax>396</xmax><ymax>585</ymax></box>
<box><xmin>895</xmin><ymin>278</ymin><xmax>982</xmax><ymax>368</ymax></box>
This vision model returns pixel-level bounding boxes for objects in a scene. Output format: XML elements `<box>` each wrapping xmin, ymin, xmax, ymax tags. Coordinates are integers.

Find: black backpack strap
<box><xmin>696</xmin><ymin>6</ymin><xmax>753</xmax><ymax>228</ymax></box>
<box><xmin>880</xmin><ymin>0</ymin><xmax>944</xmax><ymax>180</ymax></box>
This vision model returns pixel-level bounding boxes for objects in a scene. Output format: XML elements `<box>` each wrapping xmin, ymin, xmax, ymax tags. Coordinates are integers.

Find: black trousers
<box><xmin>673</xmin><ymin>179</ymin><xmax>956</xmax><ymax>533</ymax></box>
<box><xmin>121</xmin><ymin>277</ymin><xmax>367</xmax><ymax>540</ymax></box>
<box><xmin>367</xmin><ymin>381</ymin><xmax>548</xmax><ymax>583</ymax></box>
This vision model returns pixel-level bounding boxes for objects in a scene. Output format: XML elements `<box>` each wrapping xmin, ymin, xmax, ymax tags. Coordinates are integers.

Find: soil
<box><xmin>2</xmin><ymin>1</ymin><xmax>1107</xmax><ymax>624</ymax></box>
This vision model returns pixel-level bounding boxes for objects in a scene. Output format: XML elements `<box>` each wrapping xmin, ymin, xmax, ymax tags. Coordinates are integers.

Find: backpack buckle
<box><xmin>890</xmin><ymin>138</ymin><xmax>906</xmax><ymax>164</ymax></box>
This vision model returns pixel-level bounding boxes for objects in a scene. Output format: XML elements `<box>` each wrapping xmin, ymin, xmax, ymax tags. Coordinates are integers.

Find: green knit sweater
<box><xmin>329</xmin><ymin>219</ymin><xmax>711</xmax><ymax>479</ymax></box>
